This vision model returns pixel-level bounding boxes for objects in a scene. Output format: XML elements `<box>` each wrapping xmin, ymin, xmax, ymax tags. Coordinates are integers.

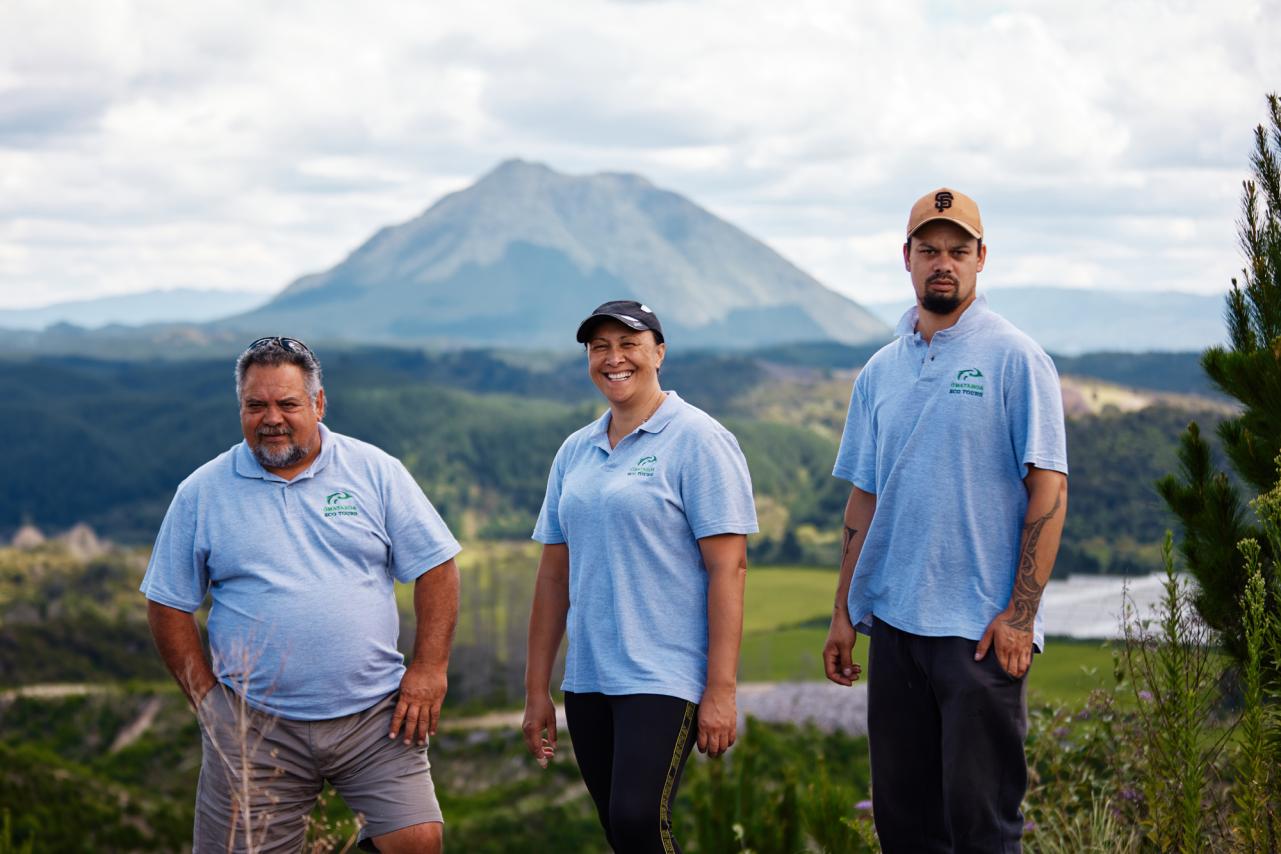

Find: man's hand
<box><xmin>697</xmin><ymin>684</ymin><xmax>736</xmax><ymax>758</ymax></box>
<box><xmin>147</xmin><ymin>601</ymin><xmax>219</xmax><ymax>710</ymax></box>
<box><xmin>521</xmin><ymin>692</ymin><xmax>558</xmax><ymax>769</ymax></box>
<box><xmin>823</xmin><ymin>613</ymin><xmax>862</xmax><ymax>686</ymax></box>
<box><xmin>975</xmin><ymin>607</ymin><xmax>1033</xmax><ymax>678</ymax></box>
<box><xmin>390</xmin><ymin>662</ymin><xmax>448</xmax><ymax>745</ymax></box>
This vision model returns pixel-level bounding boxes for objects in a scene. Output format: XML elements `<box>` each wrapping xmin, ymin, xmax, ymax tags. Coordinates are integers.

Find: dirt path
<box><xmin>2</xmin><ymin>681</ymin><xmax>870</xmax><ymax>736</ymax></box>
<box><xmin>0</xmin><ymin>682</ymin><xmax>116</xmax><ymax>701</ymax></box>
<box><xmin>441</xmin><ymin>682</ymin><xmax>868</xmax><ymax>735</ymax></box>
<box><xmin>109</xmin><ymin>695</ymin><xmax>165</xmax><ymax>753</ymax></box>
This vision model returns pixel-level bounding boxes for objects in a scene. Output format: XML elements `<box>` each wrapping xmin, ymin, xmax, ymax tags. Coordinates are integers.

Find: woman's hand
<box><xmin>522</xmin><ymin>691</ymin><xmax>559</xmax><ymax>768</ymax></box>
<box><xmin>696</xmin><ymin>684</ymin><xmax>737</xmax><ymax>758</ymax></box>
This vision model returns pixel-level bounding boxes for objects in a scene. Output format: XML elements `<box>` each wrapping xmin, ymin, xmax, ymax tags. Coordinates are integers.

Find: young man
<box><xmin>142</xmin><ymin>337</ymin><xmax>461</xmax><ymax>853</ymax></box>
<box><xmin>822</xmin><ymin>190</ymin><xmax>1068</xmax><ymax>852</ymax></box>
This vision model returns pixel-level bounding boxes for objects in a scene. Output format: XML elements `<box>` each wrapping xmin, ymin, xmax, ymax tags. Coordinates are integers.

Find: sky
<box><xmin>1</xmin><ymin>0</ymin><xmax>1278</xmax><ymax>310</ymax></box>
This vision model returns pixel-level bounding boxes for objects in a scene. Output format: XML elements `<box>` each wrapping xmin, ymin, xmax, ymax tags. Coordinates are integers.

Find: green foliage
<box><xmin>1123</xmin><ymin>534</ymin><xmax>1228</xmax><ymax>852</ymax></box>
<box><xmin>1051</xmin><ymin>351</ymin><xmax>1224</xmax><ymax>399</ymax></box>
<box><xmin>0</xmin><ymin>811</ymin><xmax>33</xmax><ymax>854</ymax></box>
<box><xmin>0</xmin><ymin>341</ymin><xmax>1221</xmax><ymax>579</ymax></box>
<box><xmin>1230</xmin><ymin>542</ymin><xmax>1275</xmax><ymax>850</ymax></box>
<box><xmin>1159</xmin><ymin>92</ymin><xmax>1281</xmax><ymax>665</ymax></box>
<box><xmin>798</xmin><ymin>756</ymin><xmax>879</xmax><ymax>854</ymax></box>
<box><xmin>676</xmin><ymin>718</ymin><xmax>873</xmax><ymax>853</ymax></box>
<box><xmin>0</xmin><ymin>544</ymin><xmax>168</xmax><ymax>685</ymax></box>
<box><xmin>0</xmin><ymin>741</ymin><xmax>190</xmax><ymax>851</ymax></box>
<box><xmin>1025</xmin><ymin>793</ymin><xmax>1140</xmax><ymax>854</ymax></box>
<box><xmin>1024</xmin><ymin>685</ymin><xmax>1144</xmax><ymax>852</ymax></box>
<box><xmin>1067</xmin><ymin>405</ymin><xmax>1227</xmax><ymax>576</ymax></box>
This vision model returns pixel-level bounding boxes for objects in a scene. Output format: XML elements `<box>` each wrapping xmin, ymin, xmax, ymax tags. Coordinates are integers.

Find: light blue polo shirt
<box><xmin>140</xmin><ymin>424</ymin><xmax>461</xmax><ymax>720</ymax></box>
<box><xmin>833</xmin><ymin>295</ymin><xmax>1067</xmax><ymax>650</ymax></box>
<box><xmin>533</xmin><ymin>391</ymin><xmax>758</xmax><ymax>704</ymax></box>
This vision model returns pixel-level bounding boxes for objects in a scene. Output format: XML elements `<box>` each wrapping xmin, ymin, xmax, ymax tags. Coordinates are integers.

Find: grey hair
<box><xmin>234</xmin><ymin>340</ymin><xmax>324</xmax><ymax>403</ymax></box>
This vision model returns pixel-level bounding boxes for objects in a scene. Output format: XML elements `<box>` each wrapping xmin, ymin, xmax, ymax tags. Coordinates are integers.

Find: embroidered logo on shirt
<box><xmin>949</xmin><ymin>368</ymin><xmax>985</xmax><ymax>397</ymax></box>
<box><xmin>627</xmin><ymin>455</ymin><xmax>658</xmax><ymax>477</ymax></box>
<box><xmin>323</xmin><ymin>490</ymin><xmax>359</xmax><ymax>518</ymax></box>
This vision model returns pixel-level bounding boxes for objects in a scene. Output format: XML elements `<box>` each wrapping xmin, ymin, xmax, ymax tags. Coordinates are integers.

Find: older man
<box><xmin>822</xmin><ymin>190</ymin><xmax>1068</xmax><ymax>852</ymax></box>
<box><xmin>141</xmin><ymin>337</ymin><xmax>461</xmax><ymax>853</ymax></box>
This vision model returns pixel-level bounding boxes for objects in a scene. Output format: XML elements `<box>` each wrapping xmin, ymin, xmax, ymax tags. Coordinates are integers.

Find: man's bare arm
<box><xmin>391</xmin><ymin>557</ymin><xmax>460</xmax><ymax>745</ymax></box>
<box><xmin>975</xmin><ymin>467</ymin><xmax>1068</xmax><ymax>677</ymax></box>
<box><xmin>823</xmin><ymin>486</ymin><xmax>877</xmax><ymax>686</ymax></box>
<box><xmin>147</xmin><ymin>601</ymin><xmax>217</xmax><ymax>708</ymax></box>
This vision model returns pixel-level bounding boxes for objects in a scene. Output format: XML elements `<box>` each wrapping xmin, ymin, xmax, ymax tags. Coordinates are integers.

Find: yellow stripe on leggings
<box><xmin>659</xmin><ymin>701</ymin><xmax>696</xmax><ymax>854</ymax></box>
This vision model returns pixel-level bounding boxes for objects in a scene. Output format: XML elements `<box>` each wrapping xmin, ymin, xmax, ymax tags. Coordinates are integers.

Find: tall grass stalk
<box><xmin>1123</xmin><ymin>531</ymin><xmax>1229</xmax><ymax>852</ymax></box>
<box><xmin>1024</xmin><ymin>792</ymin><xmax>1139</xmax><ymax>854</ymax></box>
<box><xmin>798</xmin><ymin>756</ymin><xmax>879</xmax><ymax>853</ymax></box>
<box><xmin>0</xmin><ymin>810</ymin><xmax>34</xmax><ymax>854</ymax></box>
<box><xmin>1231</xmin><ymin>541</ymin><xmax>1273</xmax><ymax>851</ymax></box>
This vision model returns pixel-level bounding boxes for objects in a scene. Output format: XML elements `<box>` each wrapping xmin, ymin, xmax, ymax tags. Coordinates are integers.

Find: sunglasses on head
<box><xmin>248</xmin><ymin>336</ymin><xmax>314</xmax><ymax>356</ymax></box>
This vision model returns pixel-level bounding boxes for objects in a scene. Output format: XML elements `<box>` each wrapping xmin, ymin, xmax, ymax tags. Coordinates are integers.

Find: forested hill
<box><xmin>2</xmin><ymin>346</ymin><xmax>1225</xmax><ymax>573</ymax></box>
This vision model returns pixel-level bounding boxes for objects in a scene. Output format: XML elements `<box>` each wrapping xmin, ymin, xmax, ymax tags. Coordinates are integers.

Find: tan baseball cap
<box><xmin>906</xmin><ymin>188</ymin><xmax>983</xmax><ymax>239</ymax></box>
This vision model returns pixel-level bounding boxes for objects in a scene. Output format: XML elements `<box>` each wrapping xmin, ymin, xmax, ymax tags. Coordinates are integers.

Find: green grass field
<box><xmin>741</xmin><ymin>567</ymin><xmax>1121</xmax><ymax>706</ymax></box>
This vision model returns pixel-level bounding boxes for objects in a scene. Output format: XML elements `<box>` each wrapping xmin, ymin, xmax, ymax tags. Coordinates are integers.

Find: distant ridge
<box><xmin>0</xmin><ymin>288</ymin><xmax>267</xmax><ymax>331</ymax></box>
<box><xmin>865</xmin><ymin>287</ymin><xmax>1228</xmax><ymax>354</ymax></box>
<box><xmin>224</xmin><ymin>159</ymin><xmax>890</xmax><ymax>349</ymax></box>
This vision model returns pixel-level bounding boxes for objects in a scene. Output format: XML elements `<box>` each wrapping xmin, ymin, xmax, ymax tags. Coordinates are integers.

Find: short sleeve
<box><xmin>680</xmin><ymin>426</ymin><xmax>758</xmax><ymax>540</ymax></box>
<box><xmin>382</xmin><ymin>460</ymin><xmax>462</xmax><ymax>583</ymax></box>
<box><xmin>833</xmin><ymin>373</ymin><xmax>878</xmax><ymax>492</ymax></box>
<box><xmin>1005</xmin><ymin>349</ymin><xmax>1069</xmax><ymax>477</ymax></box>
<box><xmin>139</xmin><ymin>486</ymin><xmax>209</xmax><ymax>612</ymax></box>
<box><xmin>532</xmin><ymin>440</ymin><xmax>569</xmax><ymax>544</ymax></box>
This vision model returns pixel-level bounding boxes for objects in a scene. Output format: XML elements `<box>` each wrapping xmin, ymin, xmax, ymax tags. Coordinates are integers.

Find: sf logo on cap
<box><xmin>934</xmin><ymin>191</ymin><xmax>954</xmax><ymax>212</ymax></box>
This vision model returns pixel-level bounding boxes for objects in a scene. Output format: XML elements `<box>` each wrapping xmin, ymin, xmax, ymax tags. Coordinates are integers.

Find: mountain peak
<box><xmin>230</xmin><ymin>161</ymin><xmax>889</xmax><ymax>349</ymax></box>
<box><xmin>481</xmin><ymin>157</ymin><xmax>555</xmax><ymax>181</ymax></box>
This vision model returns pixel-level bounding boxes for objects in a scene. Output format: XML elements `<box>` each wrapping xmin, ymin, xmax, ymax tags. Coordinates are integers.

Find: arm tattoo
<box><xmin>1004</xmin><ymin>494</ymin><xmax>1061</xmax><ymax>632</ymax></box>
<box><xmin>840</xmin><ymin>525</ymin><xmax>859</xmax><ymax>569</ymax></box>
<box><xmin>834</xmin><ymin>525</ymin><xmax>859</xmax><ymax>613</ymax></box>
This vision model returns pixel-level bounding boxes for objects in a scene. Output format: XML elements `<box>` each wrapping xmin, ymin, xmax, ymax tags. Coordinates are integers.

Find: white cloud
<box><xmin>0</xmin><ymin>0</ymin><xmax>1277</xmax><ymax>308</ymax></box>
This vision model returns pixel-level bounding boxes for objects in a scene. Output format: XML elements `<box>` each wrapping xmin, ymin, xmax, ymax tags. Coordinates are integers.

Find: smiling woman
<box><xmin>521</xmin><ymin>299</ymin><xmax>759</xmax><ymax>854</ymax></box>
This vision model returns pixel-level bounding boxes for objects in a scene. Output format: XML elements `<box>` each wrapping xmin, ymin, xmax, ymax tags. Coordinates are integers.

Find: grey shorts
<box><xmin>193</xmin><ymin>685</ymin><xmax>442</xmax><ymax>853</ymax></box>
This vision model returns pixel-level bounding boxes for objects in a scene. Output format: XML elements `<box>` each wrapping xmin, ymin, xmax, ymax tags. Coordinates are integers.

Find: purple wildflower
<box><xmin>855</xmin><ymin>800</ymin><xmax>873</xmax><ymax>812</ymax></box>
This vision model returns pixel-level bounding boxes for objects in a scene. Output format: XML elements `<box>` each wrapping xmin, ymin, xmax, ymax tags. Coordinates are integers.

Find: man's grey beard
<box><xmin>252</xmin><ymin>435</ymin><xmax>309</xmax><ymax>468</ymax></box>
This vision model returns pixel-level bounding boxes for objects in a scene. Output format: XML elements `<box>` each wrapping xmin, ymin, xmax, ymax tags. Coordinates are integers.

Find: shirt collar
<box><xmin>234</xmin><ymin>422</ymin><xmax>333</xmax><ymax>482</ymax></box>
<box><xmin>639</xmin><ymin>390</ymin><xmax>680</xmax><ymax>433</ymax></box>
<box><xmin>588</xmin><ymin>390</ymin><xmax>681</xmax><ymax>452</ymax></box>
<box><xmin>896</xmin><ymin>292</ymin><xmax>991</xmax><ymax>339</ymax></box>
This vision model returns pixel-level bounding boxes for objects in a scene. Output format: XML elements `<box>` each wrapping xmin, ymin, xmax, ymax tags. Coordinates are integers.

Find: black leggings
<box><xmin>564</xmin><ymin>692</ymin><xmax>698</xmax><ymax>854</ymax></box>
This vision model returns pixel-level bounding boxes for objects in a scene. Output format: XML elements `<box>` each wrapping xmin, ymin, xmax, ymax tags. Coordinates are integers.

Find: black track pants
<box><xmin>564</xmin><ymin>692</ymin><xmax>698</xmax><ymax>854</ymax></box>
<box><xmin>867</xmin><ymin>617</ymin><xmax>1030</xmax><ymax>854</ymax></box>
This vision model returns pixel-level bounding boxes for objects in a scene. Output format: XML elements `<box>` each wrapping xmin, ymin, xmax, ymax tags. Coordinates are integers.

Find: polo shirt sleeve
<box><xmin>833</xmin><ymin>372</ymin><xmax>877</xmax><ymax>492</ymax></box>
<box><xmin>532</xmin><ymin>439</ymin><xmax>569</xmax><ymax>545</ymax></box>
<box><xmin>1006</xmin><ymin>349</ymin><xmax>1069</xmax><ymax>478</ymax></box>
<box><xmin>382</xmin><ymin>460</ymin><xmax>462</xmax><ymax>583</ymax></box>
<box><xmin>680</xmin><ymin>426</ymin><xmax>759</xmax><ymax>540</ymax></box>
<box><xmin>139</xmin><ymin>485</ymin><xmax>209</xmax><ymax>612</ymax></box>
